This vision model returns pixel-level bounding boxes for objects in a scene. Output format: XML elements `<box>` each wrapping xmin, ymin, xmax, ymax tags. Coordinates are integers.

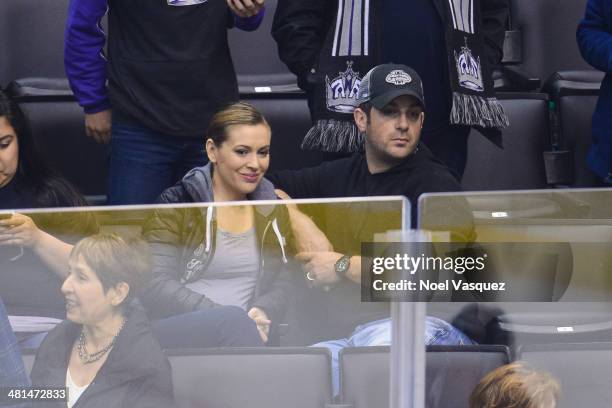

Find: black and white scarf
<box><xmin>302</xmin><ymin>0</ymin><xmax>510</xmax><ymax>152</ymax></box>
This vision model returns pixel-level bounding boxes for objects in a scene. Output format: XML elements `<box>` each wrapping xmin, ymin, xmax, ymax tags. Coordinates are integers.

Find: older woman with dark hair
<box><xmin>30</xmin><ymin>234</ymin><xmax>174</xmax><ymax>408</ymax></box>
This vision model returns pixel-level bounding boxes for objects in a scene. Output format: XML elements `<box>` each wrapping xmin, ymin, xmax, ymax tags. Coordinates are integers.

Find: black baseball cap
<box><xmin>356</xmin><ymin>64</ymin><xmax>425</xmax><ymax>110</ymax></box>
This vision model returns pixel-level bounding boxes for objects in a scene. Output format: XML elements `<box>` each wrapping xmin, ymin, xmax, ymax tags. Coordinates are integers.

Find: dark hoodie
<box><xmin>141</xmin><ymin>164</ymin><xmax>291</xmax><ymax>322</ymax></box>
<box><xmin>29</xmin><ymin>304</ymin><xmax>174</xmax><ymax>408</ymax></box>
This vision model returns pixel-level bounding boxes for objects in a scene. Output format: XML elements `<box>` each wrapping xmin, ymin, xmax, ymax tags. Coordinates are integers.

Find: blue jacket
<box><xmin>64</xmin><ymin>0</ymin><xmax>264</xmax><ymax>133</ymax></box>
<box><xmin>577</xmin><ymin>0</ymin><xmax>612</xmax><ymax>182</ymax></box>
<box><xmin>0</xmin><ymin>297</ymin><xmax>30</xmax><ymax>408</ymax></box>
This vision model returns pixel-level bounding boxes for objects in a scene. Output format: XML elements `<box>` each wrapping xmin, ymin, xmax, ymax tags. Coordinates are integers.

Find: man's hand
<box><xmin>275</xmin><ymin>189</ymin><xmax>334</xmax><ymax>253</ymax></box>
<box><xmin>296</xmin><ymin>251</ymin><xmax>344</xmax><ymax>287</ymax></box>
<box><xmin>85</xmin><ymin>109</ymin><xmax>112</xmax><ymax>144</ymax></box>
<box><xmin>248</xmin><ymin>307</ymin><xmax>271</xmax><ymax>343</ymax></box>
<box><xmin>0</xmin><ymin>213</ymin><xmax>42</xmax><ymax>248</ymax></box>
<box><xmin>227</xmin><ymin>0</ymin><xmax>264</xmax><ymax>18</ymax></box>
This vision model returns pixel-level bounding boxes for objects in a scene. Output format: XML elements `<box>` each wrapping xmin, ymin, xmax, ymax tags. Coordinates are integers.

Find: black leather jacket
<box><xmin>141</xmin><ymin>164</ymin><xmax>291</xmax><ymax>323</ymax></box>
<box><xmin>30</xmin><ymin>304</ymin><xmax>174</xmax><ymax>408</ymax></box>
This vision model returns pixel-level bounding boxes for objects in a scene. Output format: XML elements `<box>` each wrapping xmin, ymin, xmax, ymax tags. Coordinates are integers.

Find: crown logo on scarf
<box><xmin>325</xmin><ymin>61</ymin><xmax>362</xmax><ymax>114</ymax></box>
<box><xmin>454</xmin><ymin>39</ymin><xmax>484</xmax><ymax>92</ymax></box>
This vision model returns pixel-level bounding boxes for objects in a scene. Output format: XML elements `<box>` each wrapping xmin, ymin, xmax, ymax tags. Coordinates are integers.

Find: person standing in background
<box><xmin>65</xmin><ymin>0</ymin><xmax>265</xmax><ymax>204</ymax></box>
<box><xmin>272</xmin><ymin>0</ymin><xmax>509</xmax><ymax>178</ymax></box>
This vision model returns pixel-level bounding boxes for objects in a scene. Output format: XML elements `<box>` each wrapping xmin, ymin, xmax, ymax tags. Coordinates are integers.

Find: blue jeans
<box><xmin>314</xmin><ymin>316</ymin><xmax>475</xmax><ymax>396</ymax></box>
<box><xmin>108</xmin><ymin>117</ymin><xmax>207</xmax><ymax>205</ymax></box>
<box><xmin>153</xmin><ymin>306</ymin><xmax>264</xmax><ymax>348</ymax></box>
<box><xmin>0</xmin><ymin>298</ymin><xmax>31</xmax><ymax>401</ymax></box>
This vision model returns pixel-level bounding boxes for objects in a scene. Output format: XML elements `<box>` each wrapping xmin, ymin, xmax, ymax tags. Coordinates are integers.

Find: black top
<box><xmin>107</xmin><ymin>0</ymin><xmax>239</xmax><ymax>137</ymax></box>
<box><xmin>268</xmin><ymin>144</ymin><xmax>461</xmax><ymax>226</ymax></box>
<box><xmin>0</xmin><ymin>177</ymin><xmax>36</xmax><ymax>210</ymax></box>
<box><xmin>268</xmin><ymin>145</ymin><xmax>463</xmax><ymax>335</ymax></box>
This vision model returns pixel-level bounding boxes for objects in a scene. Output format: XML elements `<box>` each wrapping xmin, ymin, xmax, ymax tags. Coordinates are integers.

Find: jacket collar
<box><xmin>180</xmin><ymin>163</ymin><xmax>277</xmax><ymax>206</ymax></box>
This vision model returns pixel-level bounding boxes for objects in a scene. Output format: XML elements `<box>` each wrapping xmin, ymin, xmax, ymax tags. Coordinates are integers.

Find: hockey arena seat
<box><xmin>542</xmin><ymin>70</ymin><xmax>604</xmax><ymax>187</ymax></box>
<box><xmin>519</xmin><ymin>342</ymin><xmax>612</xmax><ymax>408</ymax></box>
<box><xmin>22</xmin><ymin>347</ymin><xmax>333</xmax><ymax>408</ymax></box>
<box><xmin>508</xmin><ymin>0</ymin><xmax>593</xmax><ymax>86</ymax></box>
<box><xmin>7</xmin><ymin>78</ymin><xmax>109</xmax><ymax>197</ymax></box>
<box><xmin>6</xmin><ymin>79</ymin><xmax>319</xmax><ymax>198</ymax></box>
<box><xmin>462</xmin><ymin>93</ymin><xmax>550</xmax><ymax>191</ymax></box>
<box><xmin>0</xmin><ymin>0</ymin><xmax>69</xmax><ymax>86</ymax></box>
<box><xmin>339</xmin><ymin>345</ymin><xmax>510</xmax><ymax>408</ymax></box>
<box><xmin>167</xmin><ymin>347</ymin><xmax>333</xmax><ymax>408</ymax></box>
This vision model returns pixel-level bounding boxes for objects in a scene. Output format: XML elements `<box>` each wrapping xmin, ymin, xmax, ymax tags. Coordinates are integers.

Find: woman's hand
<box><xmin>0</xmin><ymin>213</ymin><xmax>42</xmax><ymax>248</ymax></box>
<box><xmin>248</xmin><ymin>307</ymin><xmax>271</xmax><ymax>343</ymax></box>
<box><xmin>227</xmin><ymin>0</ymin><xmax>264</xmax><ymax>18</ymax></box>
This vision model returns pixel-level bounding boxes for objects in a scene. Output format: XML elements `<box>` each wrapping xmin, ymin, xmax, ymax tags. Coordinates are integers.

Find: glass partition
<box><xmin>412</xmin><ymin>188</ymin><xmax>612</xmax><ymax>408</ymax></box>
<box><xmin>0</xmin><ymin>197</ymin><xmax>408</xmax><ymax>408</ymax></box>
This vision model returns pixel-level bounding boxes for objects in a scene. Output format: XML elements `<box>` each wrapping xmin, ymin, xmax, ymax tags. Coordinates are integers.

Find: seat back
<box><xmin>519</xmin><ymin>342</ymin><xmax>612</xmax><ymax>408</ymax></box>
<box><xmin>462</xmin><ymin>93</ymin><xmax>550</xmax><ymax>191</ymax></box>
<box><xmin>340</xmin><ymin>345</ymin><xmax>510</xmax><ymax>408</ymax></box>
<box><xmin>228</xmin><ymin>0</ymin><xmax>298</xmax><ymax>92</ymax></box>
<box><xmin>550</xmin><ymin>77</ymin><xmax>603</xmax><ymax>187</ymax></box>
<box><xmin>0</xmin><ymin>0</ymin><xmax>69</xmax><ymax>86</ymax></box>
<box><xmin>510</xmin><ymin>0</ymin><xmax>592</xmax><ymax>82</ymax></box>
<box><xmin>13</xmin><ymin>92</ymin><xmax>108</xmax><ymax>197</ymax></box>
<box><xmin>168</xmin><ymin>347</ymin><xmax>333</xmax><ymax>408</ymax></box>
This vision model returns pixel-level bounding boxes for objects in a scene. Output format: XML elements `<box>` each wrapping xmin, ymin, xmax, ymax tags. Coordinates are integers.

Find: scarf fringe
<box><xmin>301</xmin><ymin>119</ymin><xmax>364</xmax><ymax>152</ymax></box>
<box><xmin>450</xmin><ymin>93</ymin><xmax>510</xmax><ymax>129</ymax></box>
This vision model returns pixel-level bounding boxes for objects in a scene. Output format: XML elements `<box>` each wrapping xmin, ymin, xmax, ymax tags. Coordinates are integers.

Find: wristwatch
<box><xmin>334</xmin><ymin>255</ymin><xmax>351</xmax><ymax>279</ymax></box>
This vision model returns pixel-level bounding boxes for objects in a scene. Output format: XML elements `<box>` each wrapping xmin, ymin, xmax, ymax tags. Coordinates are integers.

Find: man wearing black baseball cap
<box><xmin>353</xmin><ymin>64</ymin><xmax>427</xmax><ymax>175</ymax></box>
<box><xmin>269</xmin><ymin>62</ymin><xmax>462</xmax><ymax>256</ymax></box>
<box><xmin>268</xmin><ymin>65</ymin><xmax>470</xmax><ymax>387</ymax></box>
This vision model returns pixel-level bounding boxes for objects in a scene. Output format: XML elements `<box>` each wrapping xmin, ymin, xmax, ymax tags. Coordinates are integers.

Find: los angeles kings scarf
<box><xmin>302</xmin><ymin>0</ymin><xmax>510</xmax><ymax>152</ymax></box>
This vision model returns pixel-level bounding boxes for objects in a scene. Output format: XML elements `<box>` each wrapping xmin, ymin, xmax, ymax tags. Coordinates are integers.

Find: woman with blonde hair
<box><xmin>143</xmin><ymin>102</ymin><xmax>290</xmax><ymax>347</ymax></box>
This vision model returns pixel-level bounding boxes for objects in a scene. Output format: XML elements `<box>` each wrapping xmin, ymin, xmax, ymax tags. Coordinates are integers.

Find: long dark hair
<box><xmin>0</xmin><ymin>90</ymin><xmax>86</xmax><ymax>207</ymax></box>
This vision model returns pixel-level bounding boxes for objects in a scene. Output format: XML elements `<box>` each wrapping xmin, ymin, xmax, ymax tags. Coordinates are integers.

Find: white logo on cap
<box><xmin>385</xmin><ymin>70</ymin><xmax>412</xmax><ymax>86</ymax></box>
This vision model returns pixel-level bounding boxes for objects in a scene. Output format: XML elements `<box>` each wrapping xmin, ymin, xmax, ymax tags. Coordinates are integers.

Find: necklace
<box><xmin>77</xmin><ymin>318</ymin><xmax>126</xmax><ymax>364</ymax></box>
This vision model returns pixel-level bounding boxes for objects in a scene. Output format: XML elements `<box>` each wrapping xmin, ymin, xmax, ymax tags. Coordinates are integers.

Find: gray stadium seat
<box><xmin>7</xmin><ymin>78</ymin><xmax>108</xmax><ymax>197</ymax></box>
<box><xmin>0</xmin><ymin>0</ymin><xmax>69</xmax><ymax>86</ymax></box>
<box><xmin>228</xmin><ymin>0</ymin><xmax>299</xmax><ymax>92</ymax></box>
<box><xmin>462</xmin><ymin>93</ymin><xmax>550</xmax><ymax>191</ymax></box>
<box><xmin>509</xmin><ymin>0</ymin><xmax>593</xmax><ymax>84</ymax></box>
<box><xmin>340</xmin><ymin>345</ymin><xmax>510</xmax><ymax>408</ymax></box>
<box><xmin>167</xmin><ymin>347</ymin><xmax>333</xmax><ymax>408</ymax></box>
<box><xmin>6</xmin><ymin>80</ymin><xmax>320</xmax><ymax>197</ymax></box>
<box><xmin>543</xmin><ymin>71</ymin><xmax>604</xmax><ymax>187</ymax></box>
<box><xmin>519</xmin><ymin>342</ymin><xmax>612</xmax><ymax>408</ymax></box>
<box><xmin>23</xmin><ymin>347</ymin><xmax>333</xmax><ymax>408</ymax></box>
